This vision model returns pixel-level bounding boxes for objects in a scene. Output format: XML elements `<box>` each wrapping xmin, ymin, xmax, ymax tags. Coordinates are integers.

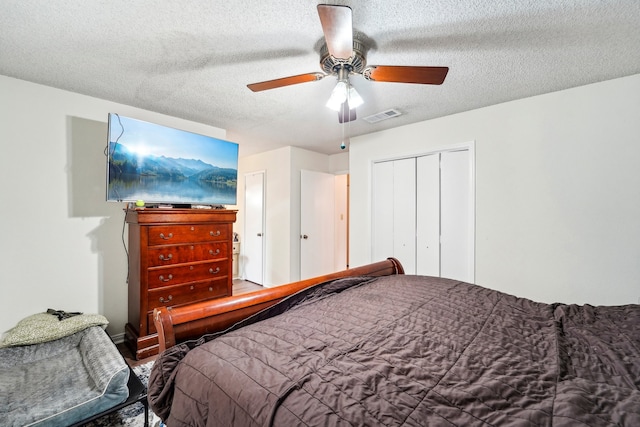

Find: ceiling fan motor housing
<box><xmin>320</xmin><ymin>38</ymin><xmax>367</xmax><ymax>75</ymax></box>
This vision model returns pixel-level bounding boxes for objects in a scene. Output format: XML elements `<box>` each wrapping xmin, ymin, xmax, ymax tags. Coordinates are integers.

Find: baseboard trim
<box><xmin>111</xmin><ymin>332</ymin><xmax>125</xmax><ymax>344</ymax></box>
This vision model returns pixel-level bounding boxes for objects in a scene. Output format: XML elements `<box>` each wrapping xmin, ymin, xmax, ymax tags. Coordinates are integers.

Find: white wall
<box><xmin>330</xmin><ymin>151</ymin><xmax>349</xmax><ymax>173</ymax></box>
<box><xmin>4</xmin><ymin>71</ymin><xmax>636</xmax><ymax>338</ymax></box>
<box><xmin>350</xmin><ymin>73</ymin><xmax>640</xmax><ymax>306</ymax></box>
<box><xmin>237</xmin><ymin>146</ymin><xmax>345</xmax><ymax>286</ymax></box>
<box><xmin>237</xmin><ymin>147</ymin><xmax>292</xmax><ymax>287</ymax></box>
<box><xmin>0</xmin><ymin>75</ymin><xmax>226</xmax><ymax>338</ymax></box>
<box><xmin>334</xmin><ymin>174</ymin><xmax>349</xmax><ymax>271</ymax></box>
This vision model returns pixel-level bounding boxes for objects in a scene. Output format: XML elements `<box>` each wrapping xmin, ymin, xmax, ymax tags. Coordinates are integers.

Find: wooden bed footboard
<box><xmin>154</xmin><ymin>257</ymin><xmax>404</xmax><ymax>352</ymax></box>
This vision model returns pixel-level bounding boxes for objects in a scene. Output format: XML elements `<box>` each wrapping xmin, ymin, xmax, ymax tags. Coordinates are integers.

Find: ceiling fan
<box><xmin>247</xmin><ymin>4</ymin><xmax>449</xmax><ymax>123</ymax></box>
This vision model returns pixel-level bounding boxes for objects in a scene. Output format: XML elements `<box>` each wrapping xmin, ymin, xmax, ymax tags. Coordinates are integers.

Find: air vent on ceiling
<box><xmin>363</xmin><ymin>109</ymin><xmax>402</xmax><ymax>124</ymax></box>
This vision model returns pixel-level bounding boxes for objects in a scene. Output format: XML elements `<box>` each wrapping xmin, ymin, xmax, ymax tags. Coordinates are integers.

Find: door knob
<box><xmin>257</xmin><ymin>233</ymin><xmax>263</xmax><ymax>237</ymax></box>
<box><xmin>302</xmin><ymin>234</ymin><xmax>308</xmax><ymax>239</ymax></box>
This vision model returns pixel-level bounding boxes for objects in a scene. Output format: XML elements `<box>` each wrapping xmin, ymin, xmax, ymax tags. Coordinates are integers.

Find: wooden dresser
<box><xmin>124</xmin><ymin>208</ymin><xmax>237</xmax><ymax>359</ymax></box>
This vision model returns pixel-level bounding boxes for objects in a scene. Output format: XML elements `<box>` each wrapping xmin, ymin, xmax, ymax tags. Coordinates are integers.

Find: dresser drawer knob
<box><xmin>159</xmin><ymin>295</ymin><xmax>173</xmax><ymax>303</ymax></box>
<box><xmin>209</xmin><ymin>267</ymin><xmax>221</xmax><ymax>274</ymax></box>
<box><xmin>159</xmin><ymin>232</ymin><xmax>173</xmax><ymax>240</ymax></box>
<box><xmin>159</xmin><ymin>254</ymin><xmax>173</xmax><ymax>261</ymax></box>
<box><xmin>159</xmin><ymin>274</ymin><xmax>173</xmax><ymax>282</ymax></box>
<box><xmin>208</xmin><ymin>287</ymin><xmax>213</xmax><ymax>292</ymax></box>
<box><xmin>209</xmin><ymin>230</ymin><xmax>221</xmax><ymax>237</ymax></box>
<box><xmin>209</xmin><ymin>248</ymin><xmax>221</xmax><ymax>256</ymax></box>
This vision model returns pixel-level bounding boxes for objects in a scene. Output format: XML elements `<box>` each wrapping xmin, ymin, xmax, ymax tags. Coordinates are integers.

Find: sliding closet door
<box><xmin>440</xmin><ymin>150</ymin><xmax>473</xmax><ymax>282</ymax></box>
<box><xmin>372</xmin><ymin>158</ymin><xmax>416</xmax><ymax>273</ymax></box>
<box><xmin>372</xmin><ymin>161</ymin><xmax>394</xmax><ymax>263</ymax></box>
<box><xmin>392</xmin><ymin>158</ymin><xmax>416</xmax><ymax>274</ymax></box>
<box><xmin>373</xmin><ymin>146</ymin><xmax>474</xmax><ymax>282</ymax></box>
<box><xmin>371</xmin><ymin>162</ymin><xmax>393</xmax><ymax>262</ymax></box>
<box><xmin>416</xmin><ymin>154</ymin><xmax>440</xmax><ymax>276</ymax></box>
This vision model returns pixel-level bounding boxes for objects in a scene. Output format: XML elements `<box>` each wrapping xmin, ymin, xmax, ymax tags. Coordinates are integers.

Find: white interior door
<box><xmin>372</xmin><ymin>159</ymin><xmax>416</xmax><ymax>273</ymax></box>
<box><xmin>372</xmin><ymin>161</ymin><xmax>394</xmax><ymax>263</ymax></box>
<box><xmin>372</xmin><ymin>146</ymin><xmax>474</xmax><ymax>282</ymax></box>
<box><xmin>300</xmin><ymin>170</ymin><xmax>335</xmax><ymax>280</ymax></box>
<box><xmin>416</xmin><ymin>154</ymin><xmax>440</xmax><ymax>276</ymax></box>
<box><xmin>244</xmin><ymin>171</ymin><xmax>264</xmax><ymax>284</ymax></box>
<box><xmin>441</xmin><ymin>150</ymin><xmax>473</xmax><ymax>282</ymax></box>
<box><xmin>392</xmin><ymin>158</ymin><xmax>417</xmax><ymax>274</ymax></box>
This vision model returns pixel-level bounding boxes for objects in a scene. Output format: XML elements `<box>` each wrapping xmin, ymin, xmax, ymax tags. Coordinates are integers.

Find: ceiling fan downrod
<box><xmin>336</xmin><ymin>66</ymin><xmax>350</xmax><ymax>83</ymax></box>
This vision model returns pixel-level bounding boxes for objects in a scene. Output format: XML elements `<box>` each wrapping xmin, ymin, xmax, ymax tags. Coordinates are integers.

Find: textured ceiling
<box><xmin>1</xmin><ymin>1</ymin><xmax>640</xmax><ymax>156</ymax></box>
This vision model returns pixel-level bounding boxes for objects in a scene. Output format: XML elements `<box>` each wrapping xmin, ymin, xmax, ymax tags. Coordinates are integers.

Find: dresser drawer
<box><xmin>147</xmin><ymin>242</ymin><xmax>228</xmax><ymax>267</ymax></box>
<box><xmin>147</xmin><ymin>224</ymin><xmax>230</xmax><ymax>245</ymax></box>
<box><xmin>148</xmin><ymin>260</ymin><xmax>228</xmax><ymax>289</ymax></box>
<box><xmin>147</xmin><ymin>277</ymin><xmax>228</xmax><ymax>310</ymax></box>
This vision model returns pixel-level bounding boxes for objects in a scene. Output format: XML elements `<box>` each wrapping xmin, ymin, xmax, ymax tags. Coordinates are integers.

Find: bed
<box><xmin>148</xmin><ymin>258</ymin><xmax>640</xmax><ymax>426</ymax></box>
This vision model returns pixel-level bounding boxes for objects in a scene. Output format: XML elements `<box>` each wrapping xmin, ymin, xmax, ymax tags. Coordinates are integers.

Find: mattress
<box><xmin>149</xmin><ymin>274</ymin><xmax>640</xmax><ymax>426</ymax></box>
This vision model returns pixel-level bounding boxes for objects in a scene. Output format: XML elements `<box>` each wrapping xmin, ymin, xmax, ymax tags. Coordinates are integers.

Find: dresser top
<box><xmin>125</xmin><ymin>208</ymin><xmax>238</xmax><ymax>224</ymax></box>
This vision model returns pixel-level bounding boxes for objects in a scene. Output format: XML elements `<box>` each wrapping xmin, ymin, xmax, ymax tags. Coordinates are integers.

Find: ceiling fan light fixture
<box><xmin>327</xmin><ymin>79</ymin><xmax>363</xmax><ymax>111</ymax></box>
<box><xmin>326</xmin><ymin>80</ymin><xmax>348</xmax><ymax>111</ymax></box>
<box><xmin>348</xmin><ymin>85</ymin><xmax>363</xmax><ymax>109</ymax></box>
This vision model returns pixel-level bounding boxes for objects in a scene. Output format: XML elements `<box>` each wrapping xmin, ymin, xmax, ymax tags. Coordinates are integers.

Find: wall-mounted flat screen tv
<box><xmin>106</xmin><ymin>113</ymin><xmax>238</xmax><ymax>205</ymax></box>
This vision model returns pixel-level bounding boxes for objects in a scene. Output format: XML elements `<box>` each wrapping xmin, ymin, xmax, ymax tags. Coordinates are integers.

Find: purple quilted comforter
<box><xmin>148</xmin><ymin>275</ymin><xmax>640</xmax><ymax>426</ymax></box>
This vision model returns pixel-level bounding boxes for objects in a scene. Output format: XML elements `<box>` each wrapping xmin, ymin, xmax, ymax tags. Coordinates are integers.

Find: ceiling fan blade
<box><xmin>247</xmin><ymin>72</ymin><xmax>325</xmax><ymax>92</ymax></box>
<box><xmin>363</xmin><ymin>66</ymin><xmax>449</xmax><ymax>85</ymax></box>
<box><xmin>317</xmin><ymin>4</ymin><xmax>353</xmax><ymax>60</ymax></box>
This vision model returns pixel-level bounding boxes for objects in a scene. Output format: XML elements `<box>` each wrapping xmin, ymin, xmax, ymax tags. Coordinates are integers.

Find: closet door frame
<box><xmin>370</xmin><ymin>141</ymin><xmax>475</xmax><ymax>282</ymax></box>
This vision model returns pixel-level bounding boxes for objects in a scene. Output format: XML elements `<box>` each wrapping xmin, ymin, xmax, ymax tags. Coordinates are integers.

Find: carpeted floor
<box><xmin>84</xmin><ymin>361</ymin><xmax>161</xmax><ymax>427</ymax></box>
